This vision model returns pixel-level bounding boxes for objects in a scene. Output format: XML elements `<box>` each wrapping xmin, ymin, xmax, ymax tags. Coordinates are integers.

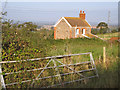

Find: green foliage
<box><xmin>97</xmin><ymin>22</ymin><xmax>108</xmax><ymax>29</ymax></box>
<box><xmin>91</xmin><ymin>28</ymin><xmax>99</xmax><ymax>34</ymax></box>
<box><xmin>2</xmin><ymin>20</ymin><xmax>47</xmax><ymax>61</ymax></box>
<box><xmin>2</xmin><ymin>19</ymin><xmax>118</xmax><ymax>88</ymax></box>
<box><xmin>92</xmin><ymin>22</ymin><xmax>109</xmax><ymax>34</ymax></box>
<box><xmin>18</xmin><ymin>22</ymin><xmax>37</xmax><ymax>31</ymax></box>
<box><xmin>111</xmin><ymin>29</ymin><xmax>118</xmax><ymax>33</ymax></box>
<box><xmin>99</xmin><ymin>28</ymin><xmax>108</xmax><ymax>34</ymax></box>
<box><xmin>91</xmin><ymin>28</ymin><xmax>108</xmax><ymax>35</ymax></box>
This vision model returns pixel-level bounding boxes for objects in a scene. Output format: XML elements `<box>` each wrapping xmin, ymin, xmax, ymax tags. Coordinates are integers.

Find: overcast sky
<box><xmin>1</xmin><ymin>0</ymin><xmax>120</xmax><ymax>2</ymax></box>
<box><xmin>1</xmin><ymin>1</ymin><xmax>119</xmax><ymax>26</ymax></box>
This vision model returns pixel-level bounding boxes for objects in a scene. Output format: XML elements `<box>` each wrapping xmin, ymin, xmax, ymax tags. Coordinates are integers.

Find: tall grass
<box><xmin>97</xmin><ymin>32</ymin><xmax>119</xmax><ymax>40</ymax></box>
<box><xmin>2</xmin><ymin>29</ymin><xmax>119</xmax><ymax>88</ymax></box>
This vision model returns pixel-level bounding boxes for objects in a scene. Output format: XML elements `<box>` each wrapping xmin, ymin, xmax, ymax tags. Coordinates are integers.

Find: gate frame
<box><xmin>0</xmin><ymin>52</ymin><xmax>99</xmax><ymax>89</ymax></box>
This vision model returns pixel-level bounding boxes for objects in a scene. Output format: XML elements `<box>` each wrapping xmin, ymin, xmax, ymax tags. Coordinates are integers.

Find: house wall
<box><xmin>71</xmin><ymin>27</ymin><xmax>75</xmax><ymax>38</ymax></box>
<box><xmin>79</xmin><ymin>27</ymin><xmax>91</xmax><ymax>34</ymax></box>
<box><xmin>54</xmin><ymin>19</ymin><xmax>91</xmax><ymax>39</ymax></box>
<box><xmin>71</xmin><ymin>27</ymin><xmax>91</xmax><ymax>38</ymax></box>
<box><xmin>85</xmin><ymin>27</ymin><xmax>91</xmax><ymax>34</ymax></box>
<box><xmin>55</xmin><ymin>19</ymin><xmax>70</xmax><ymax>39</ymax></box>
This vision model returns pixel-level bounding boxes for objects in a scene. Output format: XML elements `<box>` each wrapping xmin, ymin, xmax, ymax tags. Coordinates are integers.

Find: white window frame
<box><xmin>75</xmin><ymin>28</ymin><xmax>79</xmax><ymax>37</ymax></box>
<box><xmin>82</xmin><ymin>29</ymin><xmax>86</xmax><ymax>35</ymax></box>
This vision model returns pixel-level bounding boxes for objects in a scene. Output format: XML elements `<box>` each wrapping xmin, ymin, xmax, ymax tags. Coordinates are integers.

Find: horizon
<box><xmin>2</xmin><ymin>2</ymin><xmax>118</xmax><ymax>26</ymax></box>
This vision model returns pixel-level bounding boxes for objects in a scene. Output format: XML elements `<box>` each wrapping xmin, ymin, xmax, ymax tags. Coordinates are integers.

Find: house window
<box><xmin>76</xmin><ymin>29</ymin><xmax>79</xmax><ymax>34</ymax></box>
<box><xmin>75</xmin><ymin>29</ymin><xmax>79</xmax><ymax>37</ymax></box>
<box><xmin>82</xmin><ymin>29</ymin><xmax>86</xmax><ymax>35</ymax></box>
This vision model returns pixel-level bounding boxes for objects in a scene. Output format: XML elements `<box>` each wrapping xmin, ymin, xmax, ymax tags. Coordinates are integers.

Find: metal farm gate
<box><xmin>0</xmin><ymin>52</ymin><xmax>99</xmax><ymax>89</ymax></box>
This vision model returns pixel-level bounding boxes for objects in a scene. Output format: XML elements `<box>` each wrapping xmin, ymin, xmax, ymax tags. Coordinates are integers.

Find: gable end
<box><xmin>54</xmin><ymin>17</ymin><xmax>72</xmax><ymax>28</ymax></box>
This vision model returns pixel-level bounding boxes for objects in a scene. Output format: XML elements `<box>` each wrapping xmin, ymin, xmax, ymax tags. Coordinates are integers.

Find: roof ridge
<box><xmin>64</xmin><ymin>17</ymin><xmax>86</xmax><ymax>21</ymax></box>
<box><xmin>64</xmin><ymin>17</ymin><xmax>81</xmax><ymax>18</ymax></box>
<box><xmin>55</xmin><ymin>17</ymin><xmax>91</xmax><ymax>27</ymax></box>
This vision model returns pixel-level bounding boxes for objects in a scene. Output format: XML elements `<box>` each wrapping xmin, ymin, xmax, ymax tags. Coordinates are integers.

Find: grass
<box><xmin>2</xmin><ymin>29</ymin><xmax>119</xmax><ymax>88</ymax></box>
<box><xmin>72</xmin><ymin>56</ymin><xmax>119</xmax><ymax>88</ymax></box>
<box><xmin>97</xmin><ymin>32</ymin><xmax>119</xmax><ymax>40</ymax></box>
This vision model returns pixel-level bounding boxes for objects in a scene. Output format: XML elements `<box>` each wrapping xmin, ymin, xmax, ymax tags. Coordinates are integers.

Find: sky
<box><xmin>1</xmin><ymin>1</ymin><xmax>119</xmax><ymax>26</ymax></box>
<box><xmin>1</xmin><ymin>0</ymin><xmax>120</xmax><ymax>2</ymax></box>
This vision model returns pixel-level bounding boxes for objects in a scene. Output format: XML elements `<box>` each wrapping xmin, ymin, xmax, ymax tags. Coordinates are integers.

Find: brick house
<box><xmin>54</xmin><ymin>10</ymin><xmax>94</xmax><ymax>39</ymax></box>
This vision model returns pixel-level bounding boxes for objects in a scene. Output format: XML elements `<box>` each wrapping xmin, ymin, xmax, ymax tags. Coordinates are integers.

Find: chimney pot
<box><xmin>80</xmin><ymin>10</ymin><xmax>82</xmax><ymax>13</ymax></box>
<box><xmin>79</xmin><ymin>10</ymin><xmax>86</xmax><ymax>19</ymax></box>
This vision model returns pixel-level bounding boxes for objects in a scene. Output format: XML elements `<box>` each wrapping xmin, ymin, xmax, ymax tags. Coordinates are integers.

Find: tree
<box><xmin>97</xmin><ymin>22</ymin><xmax>108</xmax><ymax>29</ymax></box>
<box><xmin>97</xmin><ymin>22</ymin><xmax>108</xmax><ymax>34</ymax></box>
<box><xmin>21</xmin><ymin>22</ymin><xmax>37</xmax><ymax>31</ymax></box>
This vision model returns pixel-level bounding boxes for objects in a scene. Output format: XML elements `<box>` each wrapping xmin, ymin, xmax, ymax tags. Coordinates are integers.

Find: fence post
<box><xmin>103</xmin><ymin>47</ymin><xmax>106</xmax><ymax>64</ymax></box>
<box><xmin>103</xmin><ymin>47</ymin><xmax>107</xmax><ymax>69</ymax></box>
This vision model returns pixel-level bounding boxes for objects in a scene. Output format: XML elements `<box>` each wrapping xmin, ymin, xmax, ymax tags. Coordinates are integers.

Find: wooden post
<box><xmin>103</xmin><ymin>47</ymin><xmax>106</xmax><ymax>64</ymax></box>
<box><xmin>99</xmin><ymin>55</ymin><xmax>101</xmax><ymax>63</ymax></box>
<box><xmin>103</xmin><ymin>47</ymin><xmax>107</xmax><ymax>69</ymax></box>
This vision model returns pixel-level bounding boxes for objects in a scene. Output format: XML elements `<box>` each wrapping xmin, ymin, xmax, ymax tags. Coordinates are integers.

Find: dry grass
<box><xmin>97</xmin><ymin>32</ymin><xmax>119</xmax><ymax>40</ymax></box>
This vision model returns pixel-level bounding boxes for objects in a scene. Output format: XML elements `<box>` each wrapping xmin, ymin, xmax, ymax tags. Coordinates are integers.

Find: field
<box><xmin>97</xmin><ymin>32</ymin><xmax>119</xmax><ymax>40</ymax></box>
<box><xmin>1</xmin><ymin>29</ymin><xmax>119</xmax><ymax>88</ymax></box>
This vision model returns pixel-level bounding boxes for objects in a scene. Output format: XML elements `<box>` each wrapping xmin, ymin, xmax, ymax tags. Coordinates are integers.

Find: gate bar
<box><xmin>5</xmin><ymin>68</ymin><xmax>95</xmax><ymax>86</ymax></box>
<box><xmin>43</xmin><ymin>75</ymin><xmax>98</xmax><ymax>88</ymax></box>
<box><xmin>90</xmin><ymin>53</ymin><xmax>99</xmax><ymax>77</ymax></box>
<box><xmin>52</xmin><ymin>59</ymin><xmax>63</xmax><ymax>86</ymax></box>
<box><xmin>31</xmin><ymin>59</ymin><xmax>52</xmax><ymax>87</ymax></box>
<box><xmin>1</xmin><ymin>52</ymin><xmax>98</xmax><ymax>88</ymax></box>
<box><xmin>4</xmin><ymin>61</ymin><xmax>91</xmax><ymax>75</ymax></box>
<box><xmin>0</xmin><ymin>52</ymin><xmax>91</xmax><ymax>64</ymax></box>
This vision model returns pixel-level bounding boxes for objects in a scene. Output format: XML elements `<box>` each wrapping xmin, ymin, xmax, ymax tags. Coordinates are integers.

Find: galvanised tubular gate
<box><xmin>0</xmin><ymin>52</ymin><xmax>99</xmax><ymax>89</ymax></box>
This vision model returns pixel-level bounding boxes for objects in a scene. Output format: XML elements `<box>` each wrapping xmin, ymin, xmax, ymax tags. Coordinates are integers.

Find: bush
<box><xmin>111</xmin><ymin>29</ymin><xmax>118</xmax><ymax>33</ymax></box>
<box><xmin>91</xmin><ymin>28</ymin><xmax>99</xmax><ymax>35</ymax></box>
<box><xmin>99</xmin><ymin>28</ymin><xmax>107</xmax><ymax>34</ymax></box>
<box><xmin>91</xmin><ymin>28</ymin><xmax>108</xmax><ymax>34</ymax></box>
<box><xmin>2</xmin><ymin>20</ymin><xmax>48</xmax><ymax>61</ymax></box>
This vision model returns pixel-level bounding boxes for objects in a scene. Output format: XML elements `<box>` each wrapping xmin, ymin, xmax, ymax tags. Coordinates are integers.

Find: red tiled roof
<box><xmin>64</xmin><ymin>17</ymin><xmax>91</xmax><ymax>27</ymax></box>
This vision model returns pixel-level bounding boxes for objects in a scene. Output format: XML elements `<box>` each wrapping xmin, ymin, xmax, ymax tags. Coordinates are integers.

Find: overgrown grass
<box><xmin>2</xmin><ymin>28</ymin><xmax>119</xmax><ymax>88</ymax></box>
<box><xmin>97</xmin><ymin>32</ymin><xmax>119</xmax><ymax>40</ymax></box>
<box><xmin>67</xmin><ymin>55</ymin><xmax>119</xmax><ymax>88</ymax></box>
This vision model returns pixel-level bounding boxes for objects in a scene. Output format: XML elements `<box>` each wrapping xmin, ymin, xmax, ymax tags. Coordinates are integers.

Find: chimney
<box><xmin>79</xmin><ymin>10</ymin><xmax>86</xmax><ymax>19</ymax></box>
